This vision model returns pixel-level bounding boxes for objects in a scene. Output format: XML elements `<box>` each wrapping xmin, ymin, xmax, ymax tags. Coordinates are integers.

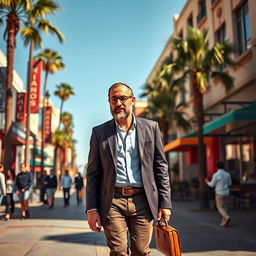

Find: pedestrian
<box><xmin>74</xmin><ymin>172</ymin><xmax>84</xmax><ymax>205</ymax></box>
<box><xmin>38</xmin><ymin>170</ymin><xmax>48</xmax><ymax>205</ymax></box>
<box><xmin>0</xmin><ymin>164</ymin><xmax>6</xmax><ymax>206</ymax></box>
<box><xmin>4</xmin><ymin>169</ymin><xmax>15</xmax><ymax>221</ymax></box>
<box><xmin>205</xmin><ymin>161</ymin><xmax>232</xmax><ymax>227</ymax></box>
<box><xmin>86</xmin><ymin>82</ymin><xmax>172</xmax><ymax>255</ymax></box>
<box><xmin>15</xmin><ymin>163</ymin><xmax>32</xmax><ymax>219</ymax></box>
<box><xmin>60</xmin><ymin>169</ymin><xmax>72</xmax><ymax>207</ymax></box>
<box><xmin>45</xmin><ymin>169</ymin><xmax>58</xmax><ymax>209</ymax></box>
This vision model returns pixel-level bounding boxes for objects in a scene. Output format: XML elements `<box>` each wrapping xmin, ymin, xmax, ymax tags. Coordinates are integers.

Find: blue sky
<box><xmin>0</xmin><ymin>0</ymin><xmax>186</xmax><ymax>172</ymax></box>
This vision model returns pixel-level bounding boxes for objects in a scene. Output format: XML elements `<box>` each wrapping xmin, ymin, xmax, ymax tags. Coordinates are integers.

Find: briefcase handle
<box><xmin>158</xmin><ymin>219</ymin><xmax>169</xmax><ymax>228</ymax></box>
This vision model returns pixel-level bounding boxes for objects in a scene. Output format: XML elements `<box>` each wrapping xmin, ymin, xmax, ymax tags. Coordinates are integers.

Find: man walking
<box><xmin>60</xmin><ymin>170</ymin><xmax>72</xmax><ymax>207</ymax></box>
<box><xmin>86</xmin><ymin>82</ymin><xmax>171</xmax><ymax>255</ymax></box>
<box><xmin>74</xmin><ymin>172</ymin><xmax>84</xmax><ymax>205</ymax></box>
<box><xmin>205</xmin><ymin>161</ymin><xmax>232</xmax><ymax>227</ymax></box>
<box><xmin>0</xmin><ymin>164</ymin><xmax>6</xmax><ymax>205</ymax></box>
<box><xmin>15</xmin><ymin>163</ymin><xmax>32</xmax><ymax>219</ymax></box>
<box><xmin>45</xmin><ymin>169</ymin><xmax>58</xmax><ymax>208</ymax></box>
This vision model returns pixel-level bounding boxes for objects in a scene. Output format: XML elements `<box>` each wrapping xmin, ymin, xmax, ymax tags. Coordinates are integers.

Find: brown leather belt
<box><xmin>115</xmin><ymin>187</ymin><xmax>144</xmax><ymax>196</ymax></box>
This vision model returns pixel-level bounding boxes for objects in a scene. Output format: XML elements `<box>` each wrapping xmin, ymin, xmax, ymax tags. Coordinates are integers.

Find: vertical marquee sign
<box><xmin>30</xmin><ymin>60</ymin><xmax>42</xmax><ymax>113</ymax></box>
<box><xmin>44</xmin><ymin>106</ymin><xmax>52</xmax><ymax>143</ymax></box>
<box><xmin>16</xmin><ymin>92</ymin><xmax>27</xmax><ymax>123</ymax></box>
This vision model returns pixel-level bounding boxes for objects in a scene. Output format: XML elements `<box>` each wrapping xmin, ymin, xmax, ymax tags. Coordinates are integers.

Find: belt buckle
<box><xmin>122</xmin><ymin>187</ymin><xmax>132</xmax><ymax>196</ymax></box>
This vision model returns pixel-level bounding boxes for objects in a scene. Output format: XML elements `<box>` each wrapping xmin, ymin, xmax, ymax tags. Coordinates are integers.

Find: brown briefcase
<box><xmin>153</xmin><ymin>220</ymin><xmax>181</xmax><ymax>256</ymax></box>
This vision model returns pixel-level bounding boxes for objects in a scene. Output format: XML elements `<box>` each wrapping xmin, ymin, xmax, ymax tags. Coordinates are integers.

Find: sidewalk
<box><xmin>0</xmin><ymin>190</ymin><xmax>256</xmax><ymax>256</ymax></box>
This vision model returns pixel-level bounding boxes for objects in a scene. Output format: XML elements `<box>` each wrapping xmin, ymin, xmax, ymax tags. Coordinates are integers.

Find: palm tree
<box><xmin>56</xmin><ymin>111</ymin><xmax>73</xmax><ymax>174</ymax></box>
<box><xmin>168</xmin><ymin>26</ymin><xmax>235</xmax><ymax>208</ymax></box>
<box><xmin>0</xmin><ymin>0</ymin><xmax>31</xmax><ymax>170</ymax></box>
<box><xmin>54</xmin><ymin>83</ymin><xmax>74</xmax><ymax>129</ymax></box>
<box><xmin>21</xmin><ymin>0</ymin><xmax>64</xmax><ymax>167</ymax></box>
<box><xmin>34</xmin><ymin>48</ymin><xmax>64</xmax><ymax>173</ymax></box>
<box><xmin>51</xmin><ymin>128</ymin><xmax>67</xmax><ymax>184</ymax></box>
<box><xmin>142</xmin><ymin>83</ymin><xmax>190</xmax><ymax>147</ymax></box>
<box><xmin>141</xmin><ymin>63</ymin><xmax>190</xmax><ymax>168</ymax></box>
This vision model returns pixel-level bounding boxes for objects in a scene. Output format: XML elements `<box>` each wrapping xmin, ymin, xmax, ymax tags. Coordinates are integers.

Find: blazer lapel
<box><xmin>107</xmin><ymin>119</ymin><xmax>117</xmax><ymax>168</ymax></box>
<box><xmin>136</xmin><ymin>118</ymin><xmax>146</xmax><ymax>161</ymax></box>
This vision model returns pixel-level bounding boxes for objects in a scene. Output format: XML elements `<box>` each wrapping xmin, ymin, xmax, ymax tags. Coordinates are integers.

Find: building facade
<box><xmin>146</xmin><ymin>0</ymin><xmax>256</xmax><ymax>184</ymax></box>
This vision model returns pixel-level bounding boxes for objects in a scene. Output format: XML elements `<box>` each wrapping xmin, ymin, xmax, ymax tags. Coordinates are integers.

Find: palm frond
<box><xmin>38</xmin><ymin>19</ymin><xmax>64</xmax><ymax>42</ymax></box>
<box><xmin>21</xmin><ymin>26</ymin><xmax>42</xmax><ymax>48</ymax></box>
<box><xmin>211</xmin><ymin>71</ymin><xmax>234</xmax><ymax>92</ymax></box>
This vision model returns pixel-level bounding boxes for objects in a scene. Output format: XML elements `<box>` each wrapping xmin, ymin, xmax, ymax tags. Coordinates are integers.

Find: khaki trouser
<box><xmin>215</xmin><ymin>194</ymin><xmax>229</xmax><ymax>219</ymax></box>
<box><xmin>103</xmin><ymin>192</ymin><xmax>153</xmax><ymax>256</ymax></box>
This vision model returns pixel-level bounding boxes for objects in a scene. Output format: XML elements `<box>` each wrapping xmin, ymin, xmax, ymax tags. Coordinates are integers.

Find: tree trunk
<box><xmin>193</xmin><ymin>80</ymin><xmax>209</xmax><ymax>209</ymax></box>
<box><xmin>25</xmin><ymin>39</ymin><xmax>35</xmax><ymax>169</ymax></box>
<box><xmin>3</xmin><ymin>14</ymin><xmax>18</xmax><ymax>172</ymax></box>
<box><xmin>54</xmin><ymin>99</ymin><xmax>64</xmax><ymax>172</ymax></box>
<box><xmin>58</xmin><ymin>99</ymin><xmax>64</xmax><ymax>129</ymax></box>
<box><xmin>40</xmin><ymin>71</ymin><xmax>49</xmax><ymax>174</ymax></box>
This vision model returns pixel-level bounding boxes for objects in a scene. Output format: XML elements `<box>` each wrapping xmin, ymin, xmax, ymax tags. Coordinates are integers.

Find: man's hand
<box><xmin>87</xmin><ymin>210</ymin><xmax>102</xmax><ymax>233</ymax></box>
<box><xmin>158</xmin><ymin>208</ymin><xmax>171</xmax><ymax>221</ymax></box>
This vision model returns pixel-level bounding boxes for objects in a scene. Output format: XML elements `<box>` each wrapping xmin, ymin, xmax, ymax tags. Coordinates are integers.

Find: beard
<box><xmin>111</xmin><ymin>106</ymin><xmax>131</xmax><ymax>121</ymax></box>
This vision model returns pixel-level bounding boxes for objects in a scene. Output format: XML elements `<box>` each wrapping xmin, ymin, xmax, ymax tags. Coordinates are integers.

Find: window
<box><xmin>216</xmin><ymin>24</ymin><xmax>226</xmax><ymax>70</ymax></box>
<box><xmin>187</xmin><ymin>15</ymin><xmax>193</xmax><ymax>27</ymax></box>
<box><xmin>236</xmin><ymin>1</ymin><xmax>251</xmax><ymax>55</ymax></box>
<box><xmin>197</xmin><ymin>0</ymin><xmax>206</xmax><ymax>25</ymax></box>
<box><xmin>216</xmin><ymin>24</ymin><xmax>226</xmax><ymax>42</ymax></box>
<box><xmin>178</xmin><ymin>30</ymin><xmax>183</xmax><ymax>39</ymax></box>
<box><xmin>180</xmin><ymin>88</ymin><xmax>186</xmax><ymax>105</ymax></box>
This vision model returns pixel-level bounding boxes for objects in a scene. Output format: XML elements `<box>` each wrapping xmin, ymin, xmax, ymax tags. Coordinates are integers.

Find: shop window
<box><xmin>235</xmin><ymin>0</ymin><xmax>251</xmax><ymax>55</ymax></box>
<box><xmin>197</xmin><ymin>0</ymin><xmax>206</xmax><ymax>25</ymax></box>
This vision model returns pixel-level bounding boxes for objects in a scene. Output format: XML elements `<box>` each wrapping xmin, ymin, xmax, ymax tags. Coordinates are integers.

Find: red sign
<box><xmin>16</xmin><ymin>92</ymin><xmax>27</xmax><ymax>123</ymax></box>
<box><xmin>44</xmin><ymin>106</ymin><xmax>52</xmax><ymax>143</ymax></box>
<box><xmin>30</xmin><ymin>60</ymin><xmax>42</xmax><ymax>113</ymax></box>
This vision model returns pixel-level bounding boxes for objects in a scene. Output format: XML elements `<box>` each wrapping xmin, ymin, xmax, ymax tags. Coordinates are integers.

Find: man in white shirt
<box><xmin>60</xmin><ymin>170</ymin><xmax>73</xmax><ymax>207</ymax></box>
<box><xmin>205</xmin><ymin>161</ymin><xmax>232</xmax><ymax>227</ymax></box>
<box><xmin>0</xmin><ymin>164</ymin><xmax>7</xmax><ymax>205</ymax></box>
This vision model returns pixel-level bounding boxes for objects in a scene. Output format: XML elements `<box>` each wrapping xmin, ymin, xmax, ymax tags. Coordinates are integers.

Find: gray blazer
<box><xmin>86</xmin><ymin>117</ymin><xmax>171</xmax><ymax>225</ymax></box>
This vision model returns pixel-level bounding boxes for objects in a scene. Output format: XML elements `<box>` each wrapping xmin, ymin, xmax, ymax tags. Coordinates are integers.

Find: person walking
<box><xmin>45</xmin><ymin>169</ymin><xmax>58</xmax><ymax>209</ymax></box>
<box><xmin>4</xmin><ymin>169</ymin><xmax>15</xmax><ymax>221</ymax></box>
<box><xmin>15</xmin><ymin>163</ymin><xmax>32</xmax><ymax>219</ymax></box>
<box><xmin>205</xmin><ymin>161</ymin><xmax>232</xmax><ymax>227</ymax></box>
<box><xmin>74</xmin><ymin>172</ymin><xmax>84</xmax><ymax>205</ymax></box>
<box><xmin>0</xmin><ymin>164</ymin><xmax>6</xmax><ymax>206</ymax></box>
<box><xmin>39</xmin><ymin>170</ymin><xmax>48</xmax><ymax>205</ymax></box>
<box><xmin>60</xmin><ymin>170</ymin><xmax>72</xmax><ymax>207</ymax></box>
<box><xmin>86</xmin><ymin>82</ymin><xmax>172</xmax><ymax>255</ymax></box>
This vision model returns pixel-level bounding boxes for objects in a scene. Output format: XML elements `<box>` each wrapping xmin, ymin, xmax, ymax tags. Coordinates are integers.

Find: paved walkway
<box><xmin>0</xmin><ymin>189</ymin><xmax>256</xmax><ymax>256</ymax></box>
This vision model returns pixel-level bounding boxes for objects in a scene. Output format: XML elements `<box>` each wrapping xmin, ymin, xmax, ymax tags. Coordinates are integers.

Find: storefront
<box><xmin>165</xmin><ymin>103</ymin><xmax>256</xmax><ymax>184</ymax></box>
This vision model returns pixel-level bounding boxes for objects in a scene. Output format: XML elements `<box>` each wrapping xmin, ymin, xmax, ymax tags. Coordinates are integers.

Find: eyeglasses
<box><xmin>109</xmin><ymin>96</ymin><xmax>133</xmax><ymax>104</ymax></box>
